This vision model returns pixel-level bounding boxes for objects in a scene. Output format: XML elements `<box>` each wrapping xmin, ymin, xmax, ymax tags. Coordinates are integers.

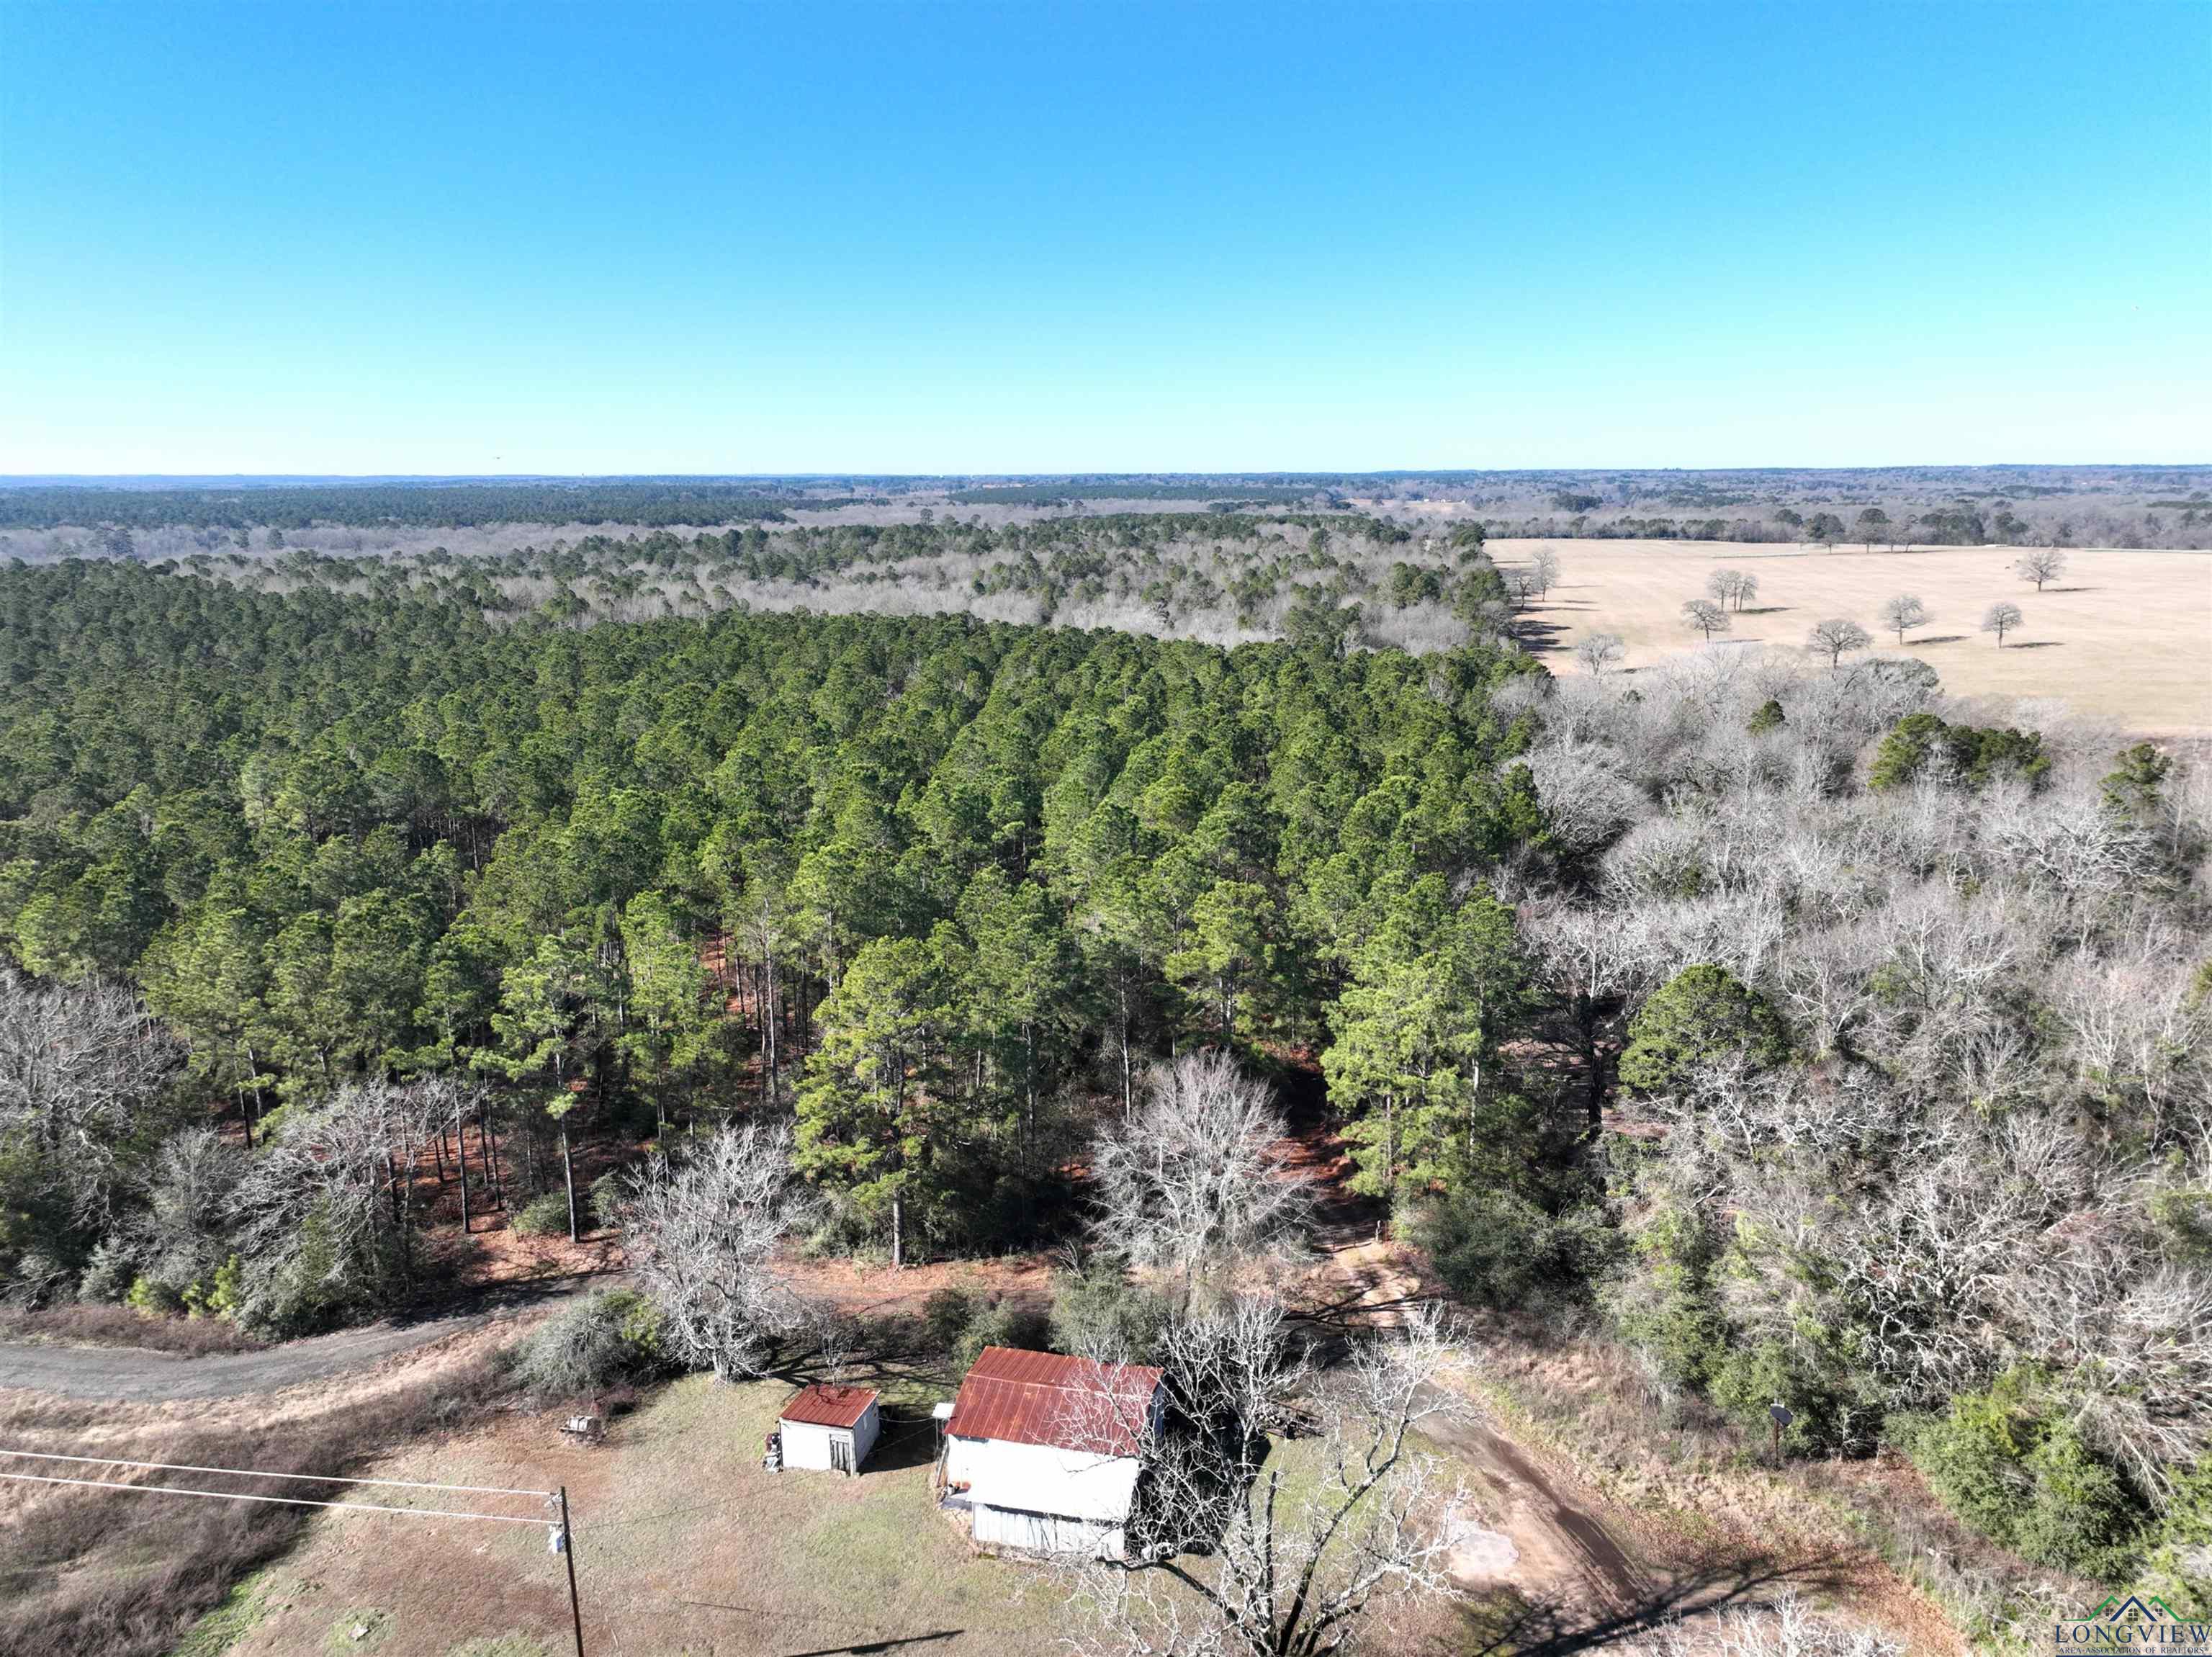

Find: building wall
<box><xmin>780</xmin><ymin>1419</ymin><xmax>847</xmax><ymax>1472</ymax></box>
<box><xmin>973</xmin><ymin>1502</ymin><xmax>1123</xmax><ymax>1557</ymax></box>
<box><xmin>780</xmin><ymin>1404</ymin><xmax>880</xmax><ymax>1473</ymax></box>
<box><xmin>943</xmin><ymin>1435</ymin><xmax>1141</xmax><ymax>1526</ymax></box>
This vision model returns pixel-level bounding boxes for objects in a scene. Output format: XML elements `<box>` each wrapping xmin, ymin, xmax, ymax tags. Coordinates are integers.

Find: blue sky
<box><xmin>1</xmin><ymin>1</ymin><xmax>2206</xmax><ymax>474</ymax></box>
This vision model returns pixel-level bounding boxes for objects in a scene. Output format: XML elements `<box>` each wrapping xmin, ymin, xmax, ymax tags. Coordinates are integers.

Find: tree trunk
<box><xmin>561</xmin><ymin>1123</ymin><xmax>578</xmax><ymax>1243</ymax></box>
<box><xmin>889</xmin><ymin>1193</ymin><xmax>903</xmax><ymax>1271</ymax></box>
<box><xmin>456</xmin><ymin>1099</ymin><xmax>471</xmax><ymax>1235</ymax></box>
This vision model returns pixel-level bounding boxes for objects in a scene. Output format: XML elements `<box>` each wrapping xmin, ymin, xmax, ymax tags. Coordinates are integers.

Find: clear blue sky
<box><xmin>2</xmin><ymin>1</ymin><xmax>2206</xmax><ymax>474</ymax></box>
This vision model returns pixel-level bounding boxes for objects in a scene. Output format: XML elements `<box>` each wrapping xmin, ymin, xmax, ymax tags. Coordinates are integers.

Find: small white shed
<box><xmin>938</xmin><ymin>1347</ymin><xmax>1164</xmax><ymax>1557</ymax></box>
<box><xmin>777</xmin><ymin>1383</ymin><xmax>881</xmax><ymax>1474</ymax></box>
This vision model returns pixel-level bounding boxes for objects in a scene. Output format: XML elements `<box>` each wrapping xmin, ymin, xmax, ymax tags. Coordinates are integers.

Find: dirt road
<box><xmin>0</xmin><ymin>1276</ymin><xmax>600</xmax><ymax>1403</ymax></box>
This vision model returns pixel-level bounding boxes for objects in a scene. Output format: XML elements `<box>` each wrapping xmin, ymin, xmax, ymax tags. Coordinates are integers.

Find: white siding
<box><xmin>778</xmin><ymin>1401</ymin><xmax>881</xmax><ymax>1473</ymax></box>
<box><xmin>943</xmin><ymin>1435</ymin><xmax>1141</xmax><ymax>1525</ymax></box>
<box><xmin>973</xmin><ymin>1503</ymin><xmax>1123</xmax><ymax>1556</ymax></box>
<box><xmin>780</xmin><ymin>1418</ymin><xmax>842</xmax><ymax>1471</ymax></box>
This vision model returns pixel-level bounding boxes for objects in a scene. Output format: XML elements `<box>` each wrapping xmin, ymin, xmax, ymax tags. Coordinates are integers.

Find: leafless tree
<box><xmin>129</xmin><ymin>1126</ymin><xmax>244</xmax><ymax>1295</ymax></box>
<box><xmin>2013</xmin><ymin>548</ymin><xmax>2067</xmax><ymax>591</ymax></box>
<box><xmin>1573</xmin><ymin>632</ymin><xmax>1625</xmax><ymax>675</ymax></box>
<box><xmin>1874</xmin><ymin>594</ymin><xmax>1926</xmax><ymax>644</ymax></box>
<box><xmin>233</xmin><ymin>1078</ymin><xmax>445</xmax><ymax>1329</ymax></box>
<box><xmin>614</xmin><ymin>1118</ymin><xmax>811</xmax><ymax>1380</ymax></box>
<box><xmin>1061</xmin><ymin>1304</ymin><xmax>1471</xmax><ymax>1657</ymax></box>
<box><xmin>1090</xmin><ymin>1052</ymin><xmax>1310</xmax><ymax>1298</ymax></box>
<box><xmin>1706</xmin><ymin>569</ymin><xmax>1757</xmax><ymax>611</ymax></box>
<box><xmin>1804</xmin><ymin>618</ymin><xmax>1871</xmax><ymax>668</ymax></box>
<box><xmin>1980</xmin><ymin>601</ymin><xmax>2023</xmax><ymax>646</ymax></box>
<box><xmin>1527</xmin><ymin>546</ymin><xmax>1562</xmax><ymax>596</ymax></box>
<box><xmin>0</xmin><ymin>972</ymin><xmax>182</xmax><ymax>1229</ymax></box>
<box><xmin>1681</xmin><ymin>598</ymin><xmax>1730</xmax><ymax>642</ymax></box>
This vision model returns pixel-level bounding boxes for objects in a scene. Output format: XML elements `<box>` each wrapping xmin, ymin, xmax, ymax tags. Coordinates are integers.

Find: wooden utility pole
<box><xmin>557</xmin><ymin>1484</ymin><xmax>585</xmax><ymax>1657</ymax></box>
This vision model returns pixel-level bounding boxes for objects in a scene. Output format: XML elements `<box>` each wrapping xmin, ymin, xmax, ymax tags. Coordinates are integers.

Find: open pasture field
<box><xmin>1490</xmin><ymin>539</ymin><xmax>2212</xmax><ymax>733</ymax></box>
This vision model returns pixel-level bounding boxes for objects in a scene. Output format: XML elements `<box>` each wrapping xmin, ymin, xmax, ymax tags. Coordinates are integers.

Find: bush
<box><xmin>510</xmin><ymin>1289</ymin><xmax>668</xmax><ymax>1398</ymax></box>
<box><xmin>1049</xmin><ymin>1267</ymin><xmax>1172</xmax><ymax>1364</ymax></box>
<box><xmin>919</xmin><ymin>1284</ymin><xmax>1048</xmax><ymax>1368</ymax></box>
<box><xmin>1413</xmin><ymin>1188</ymin><xmax>1612</xmax><ymax>1312</ymax></box>
<box><xmin>125</xmin><ymin>1275</ymin><xmax>183</xmax><ymax>1317</ymax></box>
<box><xmin>76</xmin><ymin>1240</ymin><xmax>138</xmax><ymax>1304</ymax></box>
<box><xmin>509</xmin><ymin>1191</ymin><xmax>573</xmax><ymax>1239</ymax></box>
<box><xmin>1903</xmin><ymin>1371</ymin><xmax>2144</xmax><ymax>1576</ymax></box>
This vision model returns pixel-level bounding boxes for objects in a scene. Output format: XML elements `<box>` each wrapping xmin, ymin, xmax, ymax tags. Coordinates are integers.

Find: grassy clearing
<box><xmin>217</xmin><ymin>1371</ymin><xmax>1494</xmax><ymax>1657</ymax></box>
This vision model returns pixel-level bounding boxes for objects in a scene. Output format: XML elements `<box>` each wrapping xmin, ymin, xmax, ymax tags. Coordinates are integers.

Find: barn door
<box><xmin>831</xmin><ymin>1436</ymin><xmax>854</xmax><ymax>1474</ymax></box>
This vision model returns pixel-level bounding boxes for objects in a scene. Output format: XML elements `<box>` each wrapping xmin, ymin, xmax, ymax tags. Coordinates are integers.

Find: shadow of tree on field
<box><xmin>1455</xmin><ymin>1548</ymin><xmax>1865</xmax><ymax>1656</ymax></box>
<box><xmin>1910</xmin><ymin>634</ymin><xmax>1968</xmax><ymax>645</ymax></box>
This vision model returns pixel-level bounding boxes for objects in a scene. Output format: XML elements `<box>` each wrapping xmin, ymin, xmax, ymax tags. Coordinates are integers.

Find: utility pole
<box><xmin>555</xmin><ymin>1484</ymin><xmax>585</xmax><ymax>1657</ymax></box>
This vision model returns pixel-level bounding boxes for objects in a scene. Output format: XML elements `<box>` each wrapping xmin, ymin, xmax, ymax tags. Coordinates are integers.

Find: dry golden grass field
<box><xmin>1486</xmin><ymin>540</ymin><xmax>2212</xmax><ymax>733</ymax></box>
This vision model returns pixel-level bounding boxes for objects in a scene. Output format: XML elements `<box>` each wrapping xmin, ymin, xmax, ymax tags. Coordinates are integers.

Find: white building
<box><xmin>777</xmin><ymin>1383</ymin><xmax>881</xmax><ymax>1474</ymax></box>
<box><xmin>938</xmin><ymin>1345</ymin><xmax>1165</xmax><ymax>1556</ymax></box>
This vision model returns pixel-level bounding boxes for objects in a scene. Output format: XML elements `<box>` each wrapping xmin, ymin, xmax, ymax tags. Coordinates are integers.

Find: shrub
<box><xmin>510</xmin><ymin>1289</ymin><xmax>668</xmax><ymax>1398</ymax></box>
<box><xmin>1903</xmin><ymin>1371</ymin><xmax>2145</xmax><ymax>1576</ymax></box>
<box><xmin>1049</xmin><ymin>1267</ymin><xmax>1172</xmax><ymax>1363</ymax></box>
<box><xmin>125</xmin><ymin>1275</ymin><xmax>183</xmax><ymax>1317</ymax></box>
<box><xmin>1413</xmin><ymin>1189</ymin><xmax>1612</xmax><ymax>1312</ymax></box>
<box><xmin>509</xmin><ymin>1191</ymin><xmax>572</xmax><ymax>1239</ymax></box>
<box><xmin>920</xmin><ymin>1284</ymin><xmax>1049</xmax><ymax>1368</ymax></box>
<box><xmin>76</xmin><ymin>1240</ymin><xmax>138</xmax><ymax>1304</ymax></box>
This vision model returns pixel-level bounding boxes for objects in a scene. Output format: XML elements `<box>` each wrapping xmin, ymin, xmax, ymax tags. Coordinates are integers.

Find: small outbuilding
<box><xmin>938</xmin><ymin>1346</ymin><xmax>1165</xmax><ymax>1557</ymax></box>
<box><xmin>776</xmin><ymin>1383</ymin><xmax>881</xmax><ymax>1475</ymax></box>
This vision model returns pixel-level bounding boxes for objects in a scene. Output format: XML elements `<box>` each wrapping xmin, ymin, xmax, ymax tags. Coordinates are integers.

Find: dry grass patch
<box><xmin>1488</xmin><ymin>539</ymin><xmax>2212</xmax><ymax>732</ymax></box>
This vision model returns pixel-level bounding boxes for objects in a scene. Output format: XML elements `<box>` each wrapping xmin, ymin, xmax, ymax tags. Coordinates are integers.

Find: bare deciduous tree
<box><xmin>616</xmin><ymin>1118</ymin><xmax>811</xmax><ymax>1380</ymax></box>
<box><xmin>1573</xmin><ymin>632</ymin><xmax>1625</xmax><ymax>675</ymax></box>
<box><xmin>2013</xmin><ymin>547</ymin><xmax>2067</xmax><ymax>591</ymax></box>
<box><xmin>0</xmin><ymin>972</ymin><xmax>181</xmax><ymax>1231</ymax></box>
<box><xmin>1528</xmin><ymin>546</ymin><xmax>1562</xmax><ymax>596</ymax></box>
<box><xmin>1706</xmin><ymin>569</ymin><xmax>1757</xmax><ymax>611</ymax></box>
<box><xmin>1980</xmin><ymin>601</ymin><xmax>2023</xmax><ymax>646</ymax></box>
<box><xmin>1875</xmin><ymin>593</ymin><xmax>1926</xmax><ymax>644</ymax></box>
<box><xmin>1681</xmin><ymin>598</ymin><xmax>1730</xmax><ymax>642</ymax></box>
<box><xmin>1061</xmin><ymin>1304</ymin><xmax>1471</xmax><ymax>1657</ymax></box>
<box><xmin>1091</xmin><ymin>1052</ymin><xmax>1310</xmax><ymax>1298</ymax></box>
<box><xmin>1804</xmin><ymin>618</ymin><xmax>1871</xmax><ymax>668</ymax></box>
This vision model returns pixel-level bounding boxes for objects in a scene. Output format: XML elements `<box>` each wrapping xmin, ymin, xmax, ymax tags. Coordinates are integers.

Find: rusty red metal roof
<box><xmin>779</xmin><ymin>1383</ymin><xmax>878</xmax><ymax>1430</ymax></box>
<box><xmin>943</xmin><ymin>1347</ymin><xmax>1163</xmax><ymax>1457</ymax></box>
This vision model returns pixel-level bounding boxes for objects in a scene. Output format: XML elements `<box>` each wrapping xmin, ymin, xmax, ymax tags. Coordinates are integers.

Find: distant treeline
<box><xmin>948</xmin><ymin>482</ymin><xmax>1337</xmax><ymax>506</ymax></box>
<box><xmin>0</xmin><ymin>482</ymin><xmax>818</xmax><ymax>531</ymax></box>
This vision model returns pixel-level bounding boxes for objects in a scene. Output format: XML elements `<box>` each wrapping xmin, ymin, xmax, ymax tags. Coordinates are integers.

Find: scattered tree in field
<box><xmin>1574</xmin><ymin>632</ymin><xmax>1624</xmax><ymax>675</ymax></box>
<box><xmin>1088</xmin><ymin>1051</ymin><xmax>1308</xmax><ymax>1297</ymax></box>
<box><xmin>615</xmin><ymin>1120</ymin><xmax>809</xmax><ymax>1380</ymax></box>
<box><xmin>1856</xmin><ymin>508</ymin><xmax>1892</xmax><ymax>550</ymax></box>
<box><xmin>1681</xmin><ymin>598</ymin><xmax>1730</xmax><ymax>642</ymax></box>
<box><xmin>1706</xmin><ymin>568</ymin><xmax>1757</xmax><ymax>611</ymax></box>
<box><xmin>1876</xmin><ymin>594</ymin><xmax>1928</xmax><ymax>644</ymax></box>
<box><xmin>1527</xmin><ymin>546</ymin><xmax>1562</xmax><ymax>596</ymax></box>
<box><xmin>1982</xmin><ymin>601</ymin><xmax>2024</xmax><ymax>646</ymax></box>
<box><xmin>2015</xmin><ymin>548</ymin><xmax>2067</xmax><ymax>590</ymax></box>
<box><xmin>1806</xmin><ymin>617</ymin><xmax>1873</xmax><ymax>668</ymax></box>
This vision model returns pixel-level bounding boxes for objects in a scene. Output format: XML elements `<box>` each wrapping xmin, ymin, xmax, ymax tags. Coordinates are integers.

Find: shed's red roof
<box><xmin>944</xmin><ymin>1347</ymin><xmax>1163</xmax><ymax>1457</ymax></box>
<box><xmin>780</xmin><ymin>1383</ymin><xmax>878</xmax><ymax>1430</ymax></box>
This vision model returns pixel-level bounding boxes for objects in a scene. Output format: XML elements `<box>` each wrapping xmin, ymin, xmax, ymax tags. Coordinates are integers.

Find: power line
<box><xmin>3</xmin><ymin>1447</ymin><xmax>591</xmax><ymax>1654</ymax></box>
<box><xmin>0</xmin><ymin>1469</ymin><xmax>549</xmax><ymax>1525</ymax></box>
<box><xmin>0</xmin><ymin>1445</ymin><xmax>549</xmax><ymax>1499</ymax></box>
